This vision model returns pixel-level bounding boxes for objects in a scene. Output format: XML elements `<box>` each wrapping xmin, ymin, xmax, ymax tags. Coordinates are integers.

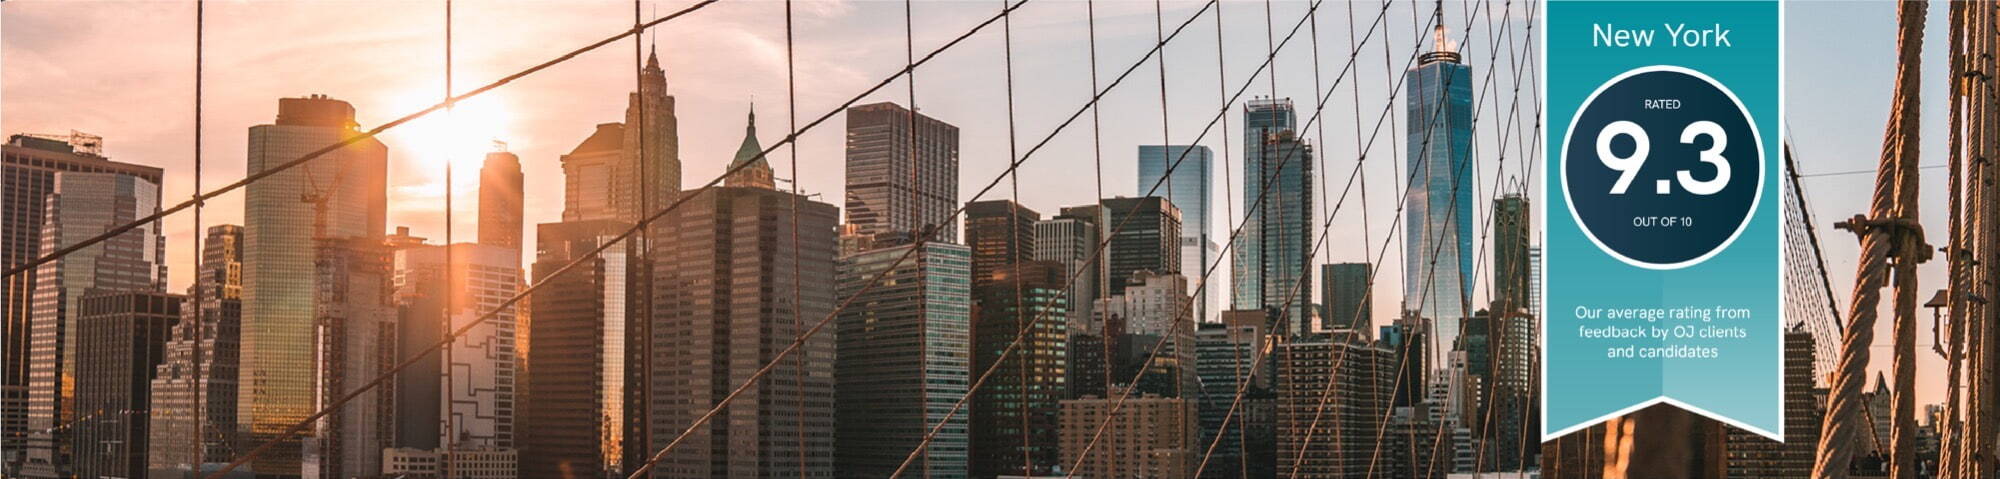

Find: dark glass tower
<box><xmin>1234</xmin><ymin>105</ymin><xmax>1315</xmax><ymax>336</ymax></box>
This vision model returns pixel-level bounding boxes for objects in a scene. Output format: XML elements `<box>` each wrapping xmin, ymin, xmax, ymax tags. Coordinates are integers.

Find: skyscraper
<box><xmin>1492</xmin><ymin>195</ymin><xmax>1531</xmax><ymax>314</ymax></box>
<box><xmin>1234</xmin><ymin>116</ymin><xmax>1315</xmax><ymax>336</ymax></box>
<box><xmin>302</xmin><ymin>237</ymin><xmax>397</xmax><ymax>479</ymax></box>
<box><xmin>1102</xmin><ymin>196</ymin><xmax>1183</xmax><ymax>297</ymax></box>
<box><xmin>21</xmin><ymin>150</ymin><xmax>168</xmax><ymax>479</ymax></box>
<box><xmin>4</xmin><ymin>133</ymin><xmax>161</xmax><ymax>473</ymax></box>
<box><xmin>834</xmin><ymin>240</ymin><xmax>972</xmax><ymax>478</ymax></box>
<box><xmin>1058</xmin><ymin>391</ymin><xmax>1196</xmax><ymax>479</ymax></box>
<box><xmin>479</xmin><ymin>148</ymin><xmax>524</xmax><ymax>252</ymax></box>
<box><xmin>1137</xmin><ymin>145</ymin><xmax>1216</xmax><ymax>322</ymax></box>
<box><xmin>392</xmin><ymin>242</ymin><xmax>522</xmax><ymax>451</ymax></box>
<box><xmin>240</xmin><ymin>95</ymin><xmax>388</xmax><ymax>475</ymax></box>
<box><xmin>1034</xmin><ymin>206</ymin><xmax>1102</xmax><ymax>333</ymax></box>
<box><xmin>624</xmin><ymin>48</ymin><xmax>681</xmax><ymax>221</ymax></box>
<box><xmin>845</xmin><ymin>102</ymin><xmax>960</xmax><ymax>242</ymax></box>
<box><xmin>71</xmin><ymin>291</ymin><xmax>180</xmax><ymax>479</ymax></box>
<box><xmin>560</xmin><ymin>123</ymin><xmax>628</xmax><ymax>222</ymax></box>
<box><xmin>1194</xmin><ymin>310</ymin><xmax>1278</xmax><ymax>478</ymax></box>
<box><xmin>724</xmin><ymin>105</ymin><xmax>776</xmax><ymax>189</ymax></box>
<box><xmin>964</xmin><ymin>200</ymin><xmax>1039</xmax><ymax>287</ymax></box>
<box><xmin>646</xmin><ymin>183</ymin><xmax>838</xmax><ymax>477</ymax></box>
<box><xmin>1275</xmin><ymin>334</ymin><xmax>1393</xmax><ymax>479</ymax></box>
<box><xmin>1725</xmin><ymin>327</ymin><xmax>1817</xmax><ymax>478</ymax></box>
<box><xmin>1403</xmin><ymin>25</ymin><xmax>1475</xmax><ymax>349</ymax></box>
<box><xmin>1320</xmin><ymin>263</ymin><xmax>1372</xmax><ymax>335</ymax></box>
<box><xmin>969</xmin><ymin>261</ymin><xmax>1069</xmax><ymax>478</ymax></box>
<box><xmin>522</xmin><ymin>219</ymin><xmax>635</xmax><ymax>479</ymax></box>
<box><xmin>148</xmin><ymin>225</ymin><xmax>245</xmax><ymax>474</ymax></box>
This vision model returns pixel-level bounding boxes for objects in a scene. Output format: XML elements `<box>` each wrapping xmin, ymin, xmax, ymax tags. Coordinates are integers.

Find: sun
<box><xmin>383</xmin><ymin>87</ymin><xmax>514</xmax><ymax>196</ymax></box>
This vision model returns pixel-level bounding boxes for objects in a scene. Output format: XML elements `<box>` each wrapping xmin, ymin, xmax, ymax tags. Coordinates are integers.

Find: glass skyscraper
<box><xmin>1403</xmin><ymin>30</ymin><xmax>1475</xmax><ymax>351</ymax></box>
<box><xmin>1233</xmin><ymin>98</ymin><xmax>1314</xmax><ymax>335</ymax></box>
<box><xmin>1137</xmin><ymin>145</ymin><xmax>1215</xmax><ymax>322</ymax></box>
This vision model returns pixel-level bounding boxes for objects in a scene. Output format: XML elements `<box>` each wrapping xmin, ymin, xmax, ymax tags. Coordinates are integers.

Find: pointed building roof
<box><xmin>725</xmin><ymin>103</ymin><xmax>776</xmax><ymax>189</ymax></box>
<box><xmin>567</xmin><ymin>122</ymin><xmax>626</xmax><ymax>157</ymax></box>
<box><xmin>646</xmin><ymin>46</ymin><xmax>662</xmax><ymax>72</ymax></box>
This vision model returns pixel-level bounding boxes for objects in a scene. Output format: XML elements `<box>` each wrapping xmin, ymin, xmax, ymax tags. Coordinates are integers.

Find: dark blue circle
<box><xmin>1563</xmin><ymin>68</ymin><xmax>1761</xmax><ymax>267</ymax></box>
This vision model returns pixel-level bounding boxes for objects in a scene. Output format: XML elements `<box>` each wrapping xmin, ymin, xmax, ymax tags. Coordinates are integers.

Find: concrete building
<box><xmin>834</xmin><ymin>240</ymin><xmax>972</xmax><ymax>478</ymax></box>
<box><xmin>521</xmin><ymin>219</ymin><xmax>637</xmax><ymax>479</ymax></box>
<box><xmin>1725</xmin><ymin>328</ymin><xmax>1817</xmax><ymax>478</ymax></box>
<box><xmin>1034</xmin><ymin>206</ymin><xmax>1103</xmax><ymax>336</ymax></box>
<box><xmin>148</xmin><ymin>225</ymin><xmax>245</xmax><ymax>473</ymax></box>
<box><xmin>4</xmin><ymin>133</ymin><xmax>162</xmax><ymax>475</ymax></box>
<box><xmin>844</xmin><ymin>102</ymin><xmax>960</xmax><ymax>243</ymax></box>
<box><xmin>646</xmin><ymin>184</ymin><xmax>838</xmax><ymax>477</ymax></box>
<box><xmin>301</xmin><ymin>237</ymin><xmax>397</xmax><ymax>479</ymax></box>
<box><xmin>1058</xmin><ymin>391</ymin><xmax>1196</xmax><ymax>479</ymax></box>
<box><xmin>1137</xmin><ymin>145</ymin><xmax>1217</xmax><ymax>322</ymax></box>
<box><xmin>970</xmin><ymin>261</ymin><xmax>1070</xmax><ymax>478</ymax></box>
<box><xmin>1275</xmin><ymin>335</ymin><xmax>1393</xmax><ymax>479</ymax></box>
<box><xmin>241</xmin><ymin>95</ymin><xmax>388</xmax><ymax>475</ymax></box>
<box><xmin>1195</xmin><ymin>310</ymin><xmax>1278</xmax><ymax>478</ymax></box>
<box><xmin>1102</xmin><ymin>196</ymin><xmax>1183</xmax><ymax>297</ymax></box>
<box><xmin>19</xmin><ymin>139</ymin><xmax>167</xmax><ymax>478</ymax></box>
<box><xmin>71</xmin><ymin>291</ymin><xmax>180</xmax><ymax>479</ymax></box>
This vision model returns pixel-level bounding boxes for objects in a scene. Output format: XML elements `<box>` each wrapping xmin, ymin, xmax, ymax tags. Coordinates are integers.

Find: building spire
<box><xmin>725</xmin><ymin>101</ymin><xmax>775</xmax><ymax>190</ymax></box>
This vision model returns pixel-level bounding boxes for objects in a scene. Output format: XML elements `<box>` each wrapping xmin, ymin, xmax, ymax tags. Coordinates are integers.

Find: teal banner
<box><xmin>1542</xmin><ymin>0</ymin><xmax>1782</xmax><ymax>440</ymax></box>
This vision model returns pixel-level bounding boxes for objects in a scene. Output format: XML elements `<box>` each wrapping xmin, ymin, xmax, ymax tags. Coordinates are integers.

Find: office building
<box><xmin>1529</xmin><ymin>247</ymin><xmax>1543</xmax><ymax>315</ymax></box>
<box><xmin>480</xmin><ymin>149</ymin><xmax>524</xmax><ymax>252</ymax></box>
<box><xmin>1320</xmin><ymin>263</ymin><xmax>1372</xmax><ymax>335</ymax></box>
<box><xmin>834</xmin><ymin>240</ymin><xmax>972</xmax><ymax>478</ymax></box>
<box><xmin>4</xmin><ymin>133</ymin><xmax>161</xmax><ymax>474</ymax></box>
<box><xmin>71</xmin><ymin>291</ymin><xmax>180</xmax><ymax>479</ymax></box>
<box><xmin>1035</xmin><ymin>206</ymin><xmax>1103</xmax><ymax>334</ymax></box>
<box><xmin>1403</xmin><ymin>26</ymin><xmax>1476</xmax><ymax>348</ymax></box>
<box><xmin>1138</xmin><ymin>145</ymin><xmax>1216</xmax><ymax>322</ymax></box>
<box><xmin>301</xmin><ymin>237</ymin><xmax>397</xmax><ymax>479</ymax></box>
<box><xmin>1058</xmin><ymin>391</ymin><xmax>1196</xmax><ymax>479</ymax></box>
<box><xmin>1234</xmin><ymin>101</ymin><xmax>1315</xmax><ymax>335</ymax></box>
<box><xmin>845</xmin><ymin>102</ymin><xmax>960</xmax><ymax>242</ymax></box>
<box><xmin>20</xmin><ymin>143</ymin><xmax>167</xmax><ymax>479</ymax></box>
<box><xmin>724</xmin><ymin>106</ymin><xmax>776</xmax><ymax>189</ymax></box>
<box><xmin>148</xmin><ymin>225</ymin><xmax>245</xmax><ymax>473</ymax></box>
<box><xmin>522</xmin><ymin>219</ymin><xmax>636</xmax><ymax>479</ymax></box>
<box><xmin>969</xmin><ymin>262</ymin><xmax>1070</xmax><ymax>478</ymax></box>
<box><xmin>1492</xmin><ymin>195</ymin><xmax>1531</xmax><ymax>314</ymax></box>
<box><xmin>392</xmin><ymin>241</ymin><xmax>522</xmax><ymax>451</ymax></box>
<box><xmin>560</xmin><ymin>123</ymin><xmax>628</xmax><ymax>222</ymax></box>
<box><xmin>647</xmin><ymin>183</ymin><xmax>838</xmax><ymax>477</ymax></box>
<box><xmin>1091</xmin><ymin>271</ymin><xmax>1197</xmax><ymax>400</ymax></box>
<box><xmin>240</xmin><ymin>95</ymin><xmax>388</xmax><ymax>475</ymax></box>
<box><xmin>1103</xmin><ymin>196</ymin><xmax>1183</xmax><ymax>298</ymax></box>
<box><xmin>624</xmin><ymin>48</ymin><xmax>680</xmax><ymax>221</ymax></box>
<box><xmin>1195</xmin><ymin>310</ymin><xmax>1279</xmax><ymax>478</ymax></box>
<box><xmin>965</xmin><ymin>200</ymin><xmax>1040</xmax><ymax>288</ymax></box>
<box><xmin>1725</xmin><ymin>328</ymin><xmax>1817</xmax><ymax>478</ymax></box>
<box><xmin>1275</xmin><ymin>335</ymin><xmax>1393</xmax><ymax>479</ymax></box>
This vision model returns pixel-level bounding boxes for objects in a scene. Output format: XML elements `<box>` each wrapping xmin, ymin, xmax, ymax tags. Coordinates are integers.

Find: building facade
<box><xmin>1234</xmin><ymin>103</ymin><xmax>1315</xmax><ymax>336</ymax></box>
<box><xmin>1034</xmin><ymin>206</ymin><xmax>1103</xmax><ymax>336</ymax></box>
<box><xmin>1137</xmin><ymin>145</ymin><xmax>1216</xmax><ymax>322</ymax></box>
<box><xmin>479</xmin><ymin>149</ymin><xmax>524</xmax><ymax>252</ymax></box>
<box><xmin>522</xmin><ymin>220</ymin><xmax>636</xmax><ymax>479</ymax></box>
<box><xmin>1403</xmin><ymin>30</ymin><xmax>1476</xmax><ymax>348</ymax></box>
<box><xmin>1319</xmin><ymin>263</ymin><xmax>1372</xmax><ymax>335</ymax></box>
<box><xmin>646</xmin><ymin>185</ymin><xmax>838</xmax><ymax>477</ymax></box>
<box><xmin>1275</xmin><ymin>335</ymin><xmax>1393</xmax><ymax>479</ymax></box>
<box><xmin>1492</xmin><ymin>195</ymin><xmax>1531</xmax><ymax>314</ymax></box>
<box><xmin>965</xmin><ymin>200</ymin><xmax>1040</xmax><ymax>288</ymax></box>
<box><xmin>302</xmin><ymin>237</ymin><xmax>398</xmax><ymax>479</ymax></box>
<box><xmin>844</xmin><ymin>102</ymin><xmax>960</xmax><ymax>243</ymax></box>
<box><xmin>71</xmin><ymin>291</ymin><xmax>180</xmax><ymax>479</ymax></box>
<box><xmin>1058</xmin><ymin>391</ymin><xmax>1196</xmax><ymax>479</ymax></box>
<box><xmin>392</xmin><ymin>242</ymin><xmax>523</xmax><ymax>452</ymax></box>
<box><xmin>1195</xmin><ymin>310</ymin><xmax>1279</xmax><ymax>478</ymax></box>
<box><xmin>833</xmin><ymin>241</ymin><xmax>972</xmax><ymax>478</ymax></box>
<box><xmin>147</xmin><ymin>225</ymin><xmax>245</xmax><ymax>474</ymax></box>
<box><xmin>1103</xmin><ymin>196</ymin><xmax>1183</xmax><ymax>298</ymax></box>
<box><xmin>241</xmin><ymin>95</ymin><xmax>388</xmax><ymax>475</ymax></box>
<box><xmin>969</xmin><ymin>262</ymin><xmax>1070</xmax><ymax>478</ymax></box>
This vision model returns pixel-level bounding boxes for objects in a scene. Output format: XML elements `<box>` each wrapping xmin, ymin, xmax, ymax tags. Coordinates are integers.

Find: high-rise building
<box><xmin>724</xmin><ymin>106</ymin><xmax>777</xmax><ymax>189</ymax></box>
<box><xmin>1137</xmin><ymin>145</ymin><xmax>1216</xmax><ymax>322</ymax></box>
<box><xmin>1195</xmin><ymin>310</ymin><xmax>1279</xmax><ymax>478</ymax></box>
<box><xmin>20</xmin><ymin>145</ymin><xmax>167</xmax><ymax>479</ymax></box>
<box><xmin>1320</xmin><ymin>263</ymin><xmax>1372</xmax><ymax>335</ymax></box>
<box><xmin>1275</xmin><ymin>334</ymin><xmax>1393</xmax><ymax>479</ymax></box>
<box><xmin>1528</xmin><ymin>247</ymin><xmax>1543</xmax><ymax>315</ymax></box>
<box><xmin>391</xmin><ymin>242</ymin><xmax>522</xmax><ymax>451</ymax></box>
<box><xmin>1403</xmin><ymin>26</ymin><xmax>1476</xmax><ymax>349</ymax></box>
<box><xmin>1492</xmin><ymin>195</ymin><xmax>1530</xmax><ymax>314</ymax></box>
<box><xmin>1058</xmin><ymin>391</ymin><xmax>1196</xmax><ymax>479</ymax></box>
<box><xmin>301</xmin><ymin>237</ymin><xmax>397</xmax><ymax>479</ymax></box>
<box><xmin>4</xmin><ymin>133</ymin><xmax>161</xmax><ymax>474</ymax></box>
<box><xmin>834</xmin><ymin>240</ymin><xmax>972</xmax><ymax>478</ymax></box>
<box><xmin>964</xmin><ymin>200</ymin><xmax>1040</xmax><ymax>287</ymax></box>
<box><xmin>1726</xmin><ymin>327</ymin><xmax>1817</xmax><ymax>478</ymax></box>
<box><xmin>646</xmin><ymin>184</ymin><xmax>838</xmax><ymax>477</ymax></box>
<box><xmin>1233</xmin><ymin>97</ymin><xmax>1295</xmax><ymax>321</ymax></box>
<box><xmin>1091</xmin><ymin>271</ymin><xmax>1197</xmax><ymax>400</ymax></box>
<box><xmin>480</xmin><ymin>149</ymin><xmax>524</xmax><ymax>252</ymax></box>
<box><xmin>71</xmin><ymin>291</ymin><xmax>180</xmax><ymax>479</ymax></box>
<box><xmin>148</xmin><ymin>225</ymin><xmax>245</xmax><ymax>474</ymax></box>
<box><xmin>522</xmin><ymin>219</ymin><xmax>636</xmax><ymax>479</ymax></box>
<box><xmin>240</xmin><ymin>95</ymin><xmax>388</xmax><ymax>475</ymax></box>
<box><xmin>969</xmin><ymin>261</ymin><xmax>1070</xmax><ymax>478</ymax></box>
<box><xmin>844</xmin><ymin>102</ymin><xmax>960</xmax><ymax>243</ymax></box>
<box><xmin>624</xmin><ymin>48</ymin><xmax>681</xmax><ymax>221</ymax></box>
<box><xmin>560</xmin><ymin>123</ymin><xmax>628</xmax><ymax>222</ymax></box>
<box><xmin>1103</xmin><ymin>196</ymin><xmax>1183</xmax><ymax>298</ymax></box>
<box><xmin>1234</xmin><ymin>120</ymin><xmax>1315</xmax><ymax>336</ymax></box>
<box><xmin>1035</xmin><ymin>206</ymin><xmax>1103</xmax><ymax>335</ymax></box>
